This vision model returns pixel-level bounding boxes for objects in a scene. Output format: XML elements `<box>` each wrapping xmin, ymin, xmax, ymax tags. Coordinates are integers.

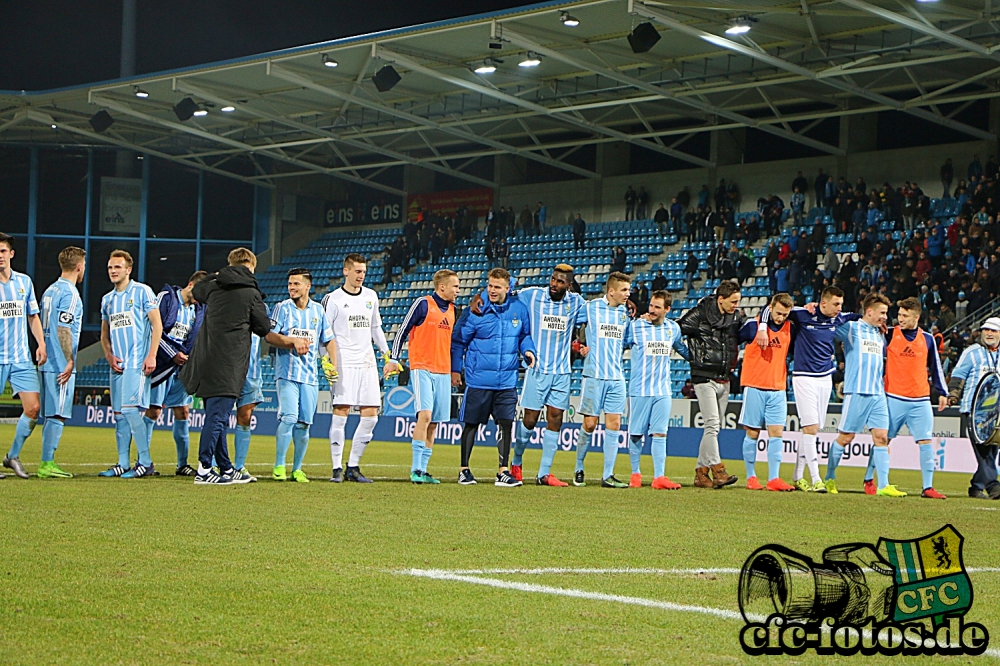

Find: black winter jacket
<box><xmin>180</xmin><ymin>266</ymin><xmax>271</xmax><ymax>399</ymax></box>
<box><xmin>677</xmin><ymin>296</ymin><xmax>745</xmax><ymax>382</ymax></box>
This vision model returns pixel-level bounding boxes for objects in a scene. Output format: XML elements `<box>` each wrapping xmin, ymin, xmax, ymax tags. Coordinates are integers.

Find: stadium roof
<box><xmin>2</xmin><ymin>0</ymin><xmax>999</xmax><ymax>195</ymax></box>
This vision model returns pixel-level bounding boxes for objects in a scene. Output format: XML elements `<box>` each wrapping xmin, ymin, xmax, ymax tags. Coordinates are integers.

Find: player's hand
<box><xmin>579</xmin><ymin>345</ymin><xmax>589</xmax><ymax>358</ymax></box>
<box><xmin>754</xmin><ymin>328</ymin><xmax>769</xmax><ymax>349</ymax></box>
<box><xmin>803</xmin><ymin>302</ymin><xmax>818</xmax><ymax>314</ymax></box>
<box><xmin>57</xmin><ymin>360</ymin><xmax>74</xmax><ymax>386</ymax></box>
<box><xmin>469</xmin><ymin>293</ymin><xmax>484</xmax><ymax>316</ymax></box>
<box><xmin>292</xmin><ymin>337</ymin><xmax>310</xmax><ymax>355</ymax></box>
<box><xmin>626</xmin><ymin>300</ymin><xmax>637</xmax><ymax>318</ymax></box>
<box><xmin>35</xmin><ymin>343</ymin><xmax>47</xmax><ymax>366</ymax></box>
<box><xmin>321</xmin><ymin>355</ymin><xmax>339</xmax><ymax>384</ymax></box>
<box><xmin>525</xmin><ymin>351</ymin><xmax>536</xmax><ymax>368</ymax></box>
<box><xmin>383</xmin><ymin>359</ymin><xmax>401</xmax><ymax>379</ymax></box>
<box><xmin>948</xmin><ymin>395</ymin><xmax>959</xmax><ymax>406</ymax></box>
<box><xmin>107</xmin><ymin>354</ymin><xmax>124</xmax><ymax>373</ymax></box>
<box><xmin>172</xmin><ymin>352</ymin><xmax>188</xmax><ymax>366</ymax></box>
<box><xmin>142</xmin><ymin>353</ymin><xmax>156</xmax><ymax>376</ymax></box>
<box><xmin>937</xmin><ymin>395</ymin><xmax>949</xmax><ymax>412</ymax></box>
<box><xmin>451</xmin><ymin>372</ymin><xmax>462</xmax><ymax>388</ymax></box>
<box><xmin>640</xmin><ymin>312</ymin><xmax>655</xmax><ymax>322</ymax></box>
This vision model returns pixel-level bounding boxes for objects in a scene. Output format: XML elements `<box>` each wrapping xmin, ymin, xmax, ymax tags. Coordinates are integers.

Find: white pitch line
<box><xmin>439</xmin><ymin>567</ymin><xmax>741</xmax><ymax>575</ymax></box>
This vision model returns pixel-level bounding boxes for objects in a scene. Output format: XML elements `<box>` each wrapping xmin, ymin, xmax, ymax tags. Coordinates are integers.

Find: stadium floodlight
<box><xmin>372</xmin><ymin>64</ymin><xmax>402</xmax><ymax>92</ymax></box>
<box><xmin>322</xmin><ymin>54</ymin><xmax>339</xmax><ymax>68</ymax></box>
<box><xmin>193</xmin><ymin>108</ymin><xmax>208</xmax><ymax>117</ymax></box>
<box><xmin>474</xmin><ymin>58</ymin><xmax>500</xmax><ymax>74</ymax></box>
<box><xmin>89</xmin><ymin>110</ymin><xmax>114</xmax><ymax>133</ymax></box>
<box><xmin>518</xmin><ymin>52</ymin><xmax>542</xmax><ymax>68</ymax></box>
<box><xmin>173</xmin><ymin>97</ymin><xmax>199</xmax><ymax>121</ymax></box>
<box><xmin>50</xmin><ymin>124</ymin><xmax>57</xmax><ymax>129</ymax></box>
<box><xmin>220</xmin><ymin>105</ymin><xmax>236</xmax><ymax>112</ymax></box>
<box><xmin>725</xmin><ymin>16</ymin><xmax>755</xmax><ymax>35</ymax></box>
<box><xmin>560</xmin><ymin>11</ymin><xmax>579</xmax><ymax>27</ymax></box>
<box><xmin>133</xmin><ymin>86</ymin><xmax>149</xmax><ymax>98</ymax></box>
<box><xmin>627</xmin><ymin>21</ymin><xmax>661</xmax><ymax>53</ymax></box>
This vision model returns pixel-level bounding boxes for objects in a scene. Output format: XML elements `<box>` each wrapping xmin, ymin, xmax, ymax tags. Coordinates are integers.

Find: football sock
<box><xmin>537</xmin><ymin>428</ymin><xmax>559</xmax><ymax>477</ymax></box>
<box><xmin>767</xmin><ymin>437</ymin><xmax>783</xmax><ymax>481</ymax></box>
<box><xmin>803</xmin><ymin>434</ymin><xmax>821</xmax><ymax>483</ymax></box>
<box><xmin>919</xmin><ymin>442</ymin><xmax>934</xmax><ymax>489</ymax></box>
<box><xmin>41</xmin><ymin>418</ymin><xmax>64</xmax><ymax>462</ymax></box>
<box><xmin>793</xmin><ymin>447</ymin><xmax>806</xmax><ymax>482</ymax></box>
<box><xmin>122</xmin><ymin>407</ymin><xmax>151</xmax><ymax>467</ymax></box>
<box><xmin>275</xmin><ymin>420</ymin><xmax>294</xmax><ymax>467</ymax></box>
<box><xmin>460</xmin><ymin>424</ymin><xmax>476</xmax><ymax>468</ymax></box>
<box><xmin>512</xmin><ymin>423</ymin><xmax>529</xmax><ymax>467</ymax></box>
<box><xmin>651</xmin><ymin>435</ymin><xmax>667</xmax><ymax>478</ymax></box>
<box><xmin>233</xmin><ymin>425</ymin><xmax>251</xmax><ymax>470</ymax></box>
<box><xmin>114</xmin><ymin>416</ymin><xmax>131</xmax><ymax>468</ymax></box>
<box><xmin>575</xmin><ymin>429</ymin><xmax>592</xmax><ymax>472</ymax></box>
<box><xmin>173</xmin><ymin>418</ymin><xmax>189</xmax><ymax>468</ymax></box>
<box><xmin>602</xmin><ymin>430</ymin><xmax>620</xmax><ymax>479</ymax></box>
<box><xmin>742</xmin><ymin>434</ymin><xmax>757</xmax><ymax>479</ymax></box>
<box><xmin>291</xmin><ymin>423</ymin><xmax>309</xmax><ymax>472</ymax></box>
<box><xmin>143</xmin><ymin>416</ymin><xmax>156</xmax><ymax>452</ymax></box>
<box><xmin>348</xmin><ymin>416</ymin><xmax>377</xmax><ymax>468</ymax></box>
<box><xmin>8</xmin><ymin>414</ymin><xmax>36</xmax><ymax>459</ymax></box>
<box><xmin>329</xmin><ymin>414</ymin><xmax>347</xmax><ymax>469</ymax></box>
<box><xmin>629</xmin><ymin>435</ymin><xmax>643</xmax><ymax>475</ymax></box>
<box><xmin>825</xmin><ymin>442</ymin><xmax>845</xmax><ymax>480</ymax></box>
<box><xmin>873</xmin><ymin>446</ymin><xmax>890</xmax><ymax>490</ymax></box>
<box><xmin>410</xmin><ymin>439</ymin><xmax>424</xmax><ymax>473</ymax></box>
<box><xmin>864</xmin><ymin>450</ymin><xmax>876</xmax><ymax>482</ymax></box>
<box><xmin>496</xmin><ymin>420</ymin><xmax>512</xmax><ymax>469</ymax></box>
<box><xmin>421</xmin><ymin>444</ymin><xmax>433</xmax><ymax>472</ymax></box>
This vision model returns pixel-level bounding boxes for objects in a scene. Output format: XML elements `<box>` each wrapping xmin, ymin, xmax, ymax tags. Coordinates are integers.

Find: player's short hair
<box><xmin>433</xmin><ymin>269</ymin><xmax>458</xmax><ymax>287</ymax></box>
<box><xmin>821</xmin><ymin>285</ymin><xmax>844</xmax><ymax>300</ymax></box>
<box><xmin>770</xmin><ymin>292</ymin><xmax>794</xmax><ymax>309</ymax></box>
<box><xmin>58</xmin><ymin>246</ymin><xmax>86</xmax><ymax>271</ymax></box>
<box><xmin>344</xmin><ymin>253</ymin><xmax>366</xmax><ymax>268</ymax></box>
<box><xmin>0</xmin><ymin>232</ymin><xmax>15</xmax><ymax>251</ymax></box>
<box><xmin>716</xmin><ymin>280</ymin><xmax>740</xmax><ymax>299</ymax></box>
<box><xmin>606</xmin><ymin>271</ymin><xmax>631</xmax><ymax>289</ymax></box>
<box><xmin>287</xmin><ymin>267</ymin><xmax>313</xmax><ymax>283</ymax></box>
<box><xmin>897</xmin><ymin>296</ymin><xmax>922</xmax><ymax>312</ymax></box>
<box><xmin>553</xmin><ymin>263</ymin><xmax>574</xmax><ymax>277</ymax></box>
<box><xmin>862</xmin><ymin>292</ymin><xmax>890</xmax><ymax>312</ymax></box>
<box><xmin>650</xmin><ymin>290</ymin><xmax>672</xmax><ymax>309</ymax></box>
<box><xmin>488</xmin><ymin>267</ymin><xmax>510</xmax><ymax>282</ymax></box>
<box><xmin>227</xmin><ymin>247</ymin><xmax>257</xmax><ymax>268</ymax></box>
<box><xmin>109</xmin><ymin>249</ymin><xmax>133</xmax><ymax>267</ymax></box>
<box><xmin>188</xmin><ymin>270</ymin><xmax>208</xmax><ymax>286</ymax></box>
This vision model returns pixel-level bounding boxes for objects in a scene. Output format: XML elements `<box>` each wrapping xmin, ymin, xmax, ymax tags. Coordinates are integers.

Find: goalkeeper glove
<box><xmin>320</xmin><ymin>355</ymin><xmax>339</xmax><ymax>384</ymax></box>
<box><xmin>383</xmin><ymin>352</ymin><xmax>401</xmax><ymax>377</ymax></box>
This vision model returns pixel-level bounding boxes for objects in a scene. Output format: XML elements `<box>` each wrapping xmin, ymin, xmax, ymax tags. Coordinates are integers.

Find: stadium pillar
<box><xmin>595</xmin><ymin>142</ymin><xmax>630</xmax><ymax>221</ymax></box>
<box><xmin>403</xmin><ymin>165</ymin><xmax>435</xmax><ymax>194</ymax></box>
<box><xmin>708</xmin><ymin>127</ymin><xmax>744</xmax><ymax>191</ymax></box>
<box><xmin>838</xmin><ymin>107</ymin><xmax>876</xmax><ymax>176</ymax></box>
<box><xmin>494</xmin><ymin>153</ymin><xmax>527</xmax><ymax>187</ymax></box>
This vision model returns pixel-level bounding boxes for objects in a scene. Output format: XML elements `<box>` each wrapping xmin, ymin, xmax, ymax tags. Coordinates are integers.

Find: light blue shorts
<box><xmin>149</xmin><ymin>373</ymin><xmax>193</xmax><ymax>409</ymax></box>
<box><xmin>41</xmin><ymin>371</ymin><xmax>75</xmax><ymax>419</ymax></box>
<box><xmin>520</xmin><ymin>368</ymin><xmax>570</xmax><ymax>412</ymax></box>
<box><xmin>0</xmin><ymin>362</ymin><xmax>40</xmax><ymax>396</ymax></box>
<box><xmin>840</xmin><ymin>393</ymin><xmax>889</xmax><ymax>433</ymax></box>
<box><xmin>110</xmin><ymin>368</ymin><xmax>151</xmax><ymax>412</ymax></box>
<box><xmin>887</xmin><ymin>396</ymin><xmax>934</xmax><ymax>442</ymax></box>
<box><xmin>238</xmin><ymin>376</ymin><xmax>264</xmax><ymax>409</ymax></box>
<box><xmin>276</xmin><ymin>378</ymin><xmax>318</xmax><ymax>425</ymax></box>
<box><xmin>580</xmin><ymin>377</ymin><xmax>627</xmax><ymax>417</ymax></box>
<box><xmin>739</xmin><ymin>387</ymin><xmax>787</xmax><ymax>429</ymax></box>
<box><xmin>629</xmin><ymin>395</ymin><xmax>671</xmax><ymax>436</ymax></box>
<box><xmin>412</xmin><ymin>369</ymin><xmax>451</xmax><ymax>423</ymax></box>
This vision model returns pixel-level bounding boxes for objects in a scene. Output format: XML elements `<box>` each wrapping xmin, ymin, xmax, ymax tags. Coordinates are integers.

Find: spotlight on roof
<box><xmin>560</xmin><ymin>11</ymin><xmax>579</xmax><ymax>27</ymax></box>
<box><xmin>627</xmin><ymin>21</ymin><xmax>661</xmax><ymax>54</ymax></box>
<box><xmin>89</xmin><ymin>110</ymin><xmax>114</xmax><ymax>133</ymax></box>
<box><xmin>173</xmin><ymin>97</ymin><xmax>199</xmax><ymax>121</ymax></box>
<box><xmin>725</xmin><ymin>16</ymin><xmax>755</xmax><ymax>35</ymax></box>
<box><xmin>518</xmin><ymin>52</ymin><xmax>542</xmax><ymax>68</ymax></box>
<box><xmin>474</xmin><ymin>57</ymin><xmax>501</xmax><ymax>74</ymax></box>
<box><xmin>133</xmin><ymin>86</ymin><xmax>149</xmax><ymax>98</ymax></box>
<box><xmin>371</xmin><ymin>65</ymin><xmax>401</xmax><ymax>92</ymax></box>
<box><xmin>322</xmin><ymin>54</ymin><xmax>339</xmax><ymax>68</ymax></box>
<box><xmin>50</xmin><ymin>124</ymin><xmax>57</xmax><ymax>129</ymax></box>
<box><xmin>192</xmin><ymin>108</ymin><xmax>208</xmax><ymax>117</ymax></box>
<box><xmin>220</xmin><ymin>105</ymin><xmax>236</xmax><ymax>112</ymax></box>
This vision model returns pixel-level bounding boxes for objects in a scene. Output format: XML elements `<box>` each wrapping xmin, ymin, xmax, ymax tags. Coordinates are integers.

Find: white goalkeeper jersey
<box><xmin>323</xmin><ymin>285</ymin><xmax>389</xmax><ymax>369</ymax></box>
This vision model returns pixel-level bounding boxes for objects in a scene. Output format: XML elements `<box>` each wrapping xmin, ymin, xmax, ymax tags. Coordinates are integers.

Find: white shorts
<box><xmin>331</xmin><ymin>365</ymin><xmax>381</xmax><ymax>407</ymax></box>
<box><xmin>792</xmin><ymin>375</ymin><xmax>833</xmax><ymax>429</ymax></box>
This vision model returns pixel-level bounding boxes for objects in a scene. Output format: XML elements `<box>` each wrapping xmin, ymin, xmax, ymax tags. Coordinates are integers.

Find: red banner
<box><xmin>406</xmin><ymin>188</ymin><xmax>494</xmax><ymax>222</ymax></box>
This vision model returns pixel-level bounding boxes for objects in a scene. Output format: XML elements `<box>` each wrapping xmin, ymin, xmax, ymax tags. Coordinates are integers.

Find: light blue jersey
<box><xmin>247</xmin><ymin>333</ymin><xmax>261</xmax><ymax>381</ymax></box>
<box><xmin>101</xmin><ymin>280</ymin><xmax>158</xmax><ymax>369</ymax></box>
<box><xmin>582</xmin><ymin>297</ymin><xmax>631</xmax><ymax>380</ymax></box>
<box><xmin>835</xmin><ymin>319</ymin><xmax>885</xmax><ymax>395</ymax></box>
<box><xmin>0</xmin><ymin>270</ymin><xmax>40</xmax><ymax>365</ymax></box>
<box><xmin>272</xmin><ymin>298</ymin><xmax>333</xmax><ymax>385</ymax></box>
<box><xmin>41</xmin><ymin>277</ymin><xmax>82</xmax><ymax>373</ymax></box>
<box><xmin>518</xmin><ymin>287</ymin><xmax>587</xmax><ymax>375</ymax></box>
<box><xmin>951</xmin><ymin>343</ymin><xmax>1000</xmax><ymax>413</ymax></box>
<box><xmin>160</xmin><ymin>290</ymin><xmax>196</xmax><ymax>347</ymax></box>
<box><xmin>627</xmin><ymin>318</ymin><xmax>683</xmax><ymax>397</ymax></box>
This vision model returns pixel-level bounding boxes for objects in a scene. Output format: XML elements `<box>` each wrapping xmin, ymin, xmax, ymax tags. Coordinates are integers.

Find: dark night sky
<box><xmin>0</xmin><ymin>0</ymin><xmax>537</xmax><ymax>91</ymax></box>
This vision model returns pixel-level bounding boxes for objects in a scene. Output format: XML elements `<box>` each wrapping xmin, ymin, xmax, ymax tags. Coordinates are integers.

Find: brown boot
<box><xmin>694</xmin><ymin>466</ymin><xmax>714</xmax><ymax>488</ymax></box>
<box><xmin>710</xmin><ymin>463</ymin><xmax>738</xmax><ymax>488</ymax></box>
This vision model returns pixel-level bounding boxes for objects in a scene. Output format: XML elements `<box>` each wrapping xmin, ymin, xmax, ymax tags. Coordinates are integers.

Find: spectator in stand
<box><xmin>624</xmin><ymin>185</ymin><xmax>637</xmax><ymax>221</ymax></box>
<box><xmin>485</xmin><ymin>235</ymin><xmax>497</xmax><ymax>269</ymax></box>
<box><xmin>941</xmin><ymin>158</ymin><xmax>954</xmax><ymax>198</ymax></box>
<box><xmin>775</xmin><ymin>261</ymin><xmax>790</xmax><ymax>293</ymax></box>
<box><xmin>535</xmin><ymin>201</ymin><xmax>546</xmax><ymax>234</ymax></box>
<box><xmin>610</xmin><ymin>246</ymin><xmax>627</xmax><ymax>274</ymax></box>
<box><xmin>681</xmin><ymin>379</ymin><xmax>696</xmax><ymax>399</ymax></box>
<box><xmin>636</xmin><ymin>282</ymin><xmax>650</xmax><ymax>314</ymax></box>
<box><xmin>866</xmin><ymin>200</ymin><xmax>880</xmax><ymax>228</ymax></box>
<box><xmin>927</xmin><ymin>226</ymin><xmax>945</xmax><ymax>260</ymax></box>
<box><xmin>857</xmin><ymin>231</ymin><xmax>873</xmax><ymax>258</ymax></box>
<box><xmin>652</xmin><ymin>270</ymin><xmax>667</xmax><ymax>292</ymax></box>
<box><xmin>710</xmin><ymin>206</ymin><xmax>726</xmax><ymax>242</ymax></box>
<box><xmin>985</xmin><ymin>156</ymin><xmax>998</xmax><ymax>180</ymax></box>
<box><xmin>685</xmin><ymin>252</ymin><xmax>699</xmax><ymax>292</ymax></box>
<box><xmin>746</xmin><ymin>214</ymin><xmax>760</xmax><ymax>245</ymax></box>
<box><xmin>791</xmin><ymin>188</ymin><xmax>805</xmax><ymax>224</ymax></box>
<box><xmin>726</xmin><ymin>181</ymin><xmax>740</xmax><ymax>212</ymax></box>
<box><xmin>788</xmin><ymin>258</ymin><xmax>803</xmax><ymax>292</ymax></box>
<box><xmin>955</xmin><ymin>291</ymin><xmax>968</xmax><ymax>320</ymax></box>
<box><xmin>737</xmin><ymin>250</ymin><xmax>755</xmax><ymax>286</ymax></box>
<box><xmin>677</xmin><ymin>186</ymin><xmax>691</xmax><ymax>211</ymax></box>
<box><xmin>573</xmin><ymin>213</ymin><xmax>586</xmax><ymax>250</ymax></box>
<box><xmin>969</xmin><ymin>154</ymin><xmax>983</xmax><ymax>182</ymax></box>
<box><xmin>669</xmin><ymin>198</ymin><xmax>684</xmax><ymax>234</ymax></box>
<box><xmin>636</xmin><ymin>186</ymin><xmax>649</xmax><ymax>219</ymax></box>
<box><xmin>714</xmin><ymin>179</ymin><xmax>728</xmax><ymax>212</ymax></box>
<box><xmin>697</xmin><ymin>184</ymin><xmax>710</xmax><ymax>209</ymax></box>
<box><xmin>815</xmin><ymin>169</ymin><xmax>829</xmax><ymax>211</ymax></box>
<box><xmin>496</xmin><ymin>237</ymin><xmax>509</xmax><ymax>270</ymax></box>
<box><xmin>792</xmin><ymin>171</ymin><xmax>809</xmax><ymax>200</ymax></box>
<box><xmin>518</xmin><ymin>205</ymin><xmax>532</xmax><ymax>237</ymax></box>
<box><xmin>656</xmin><ymin>202</ymin><xmax>671</xmax><ymax>237</ymax></box>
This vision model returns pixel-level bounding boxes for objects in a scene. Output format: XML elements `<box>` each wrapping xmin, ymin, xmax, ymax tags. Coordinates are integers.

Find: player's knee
<box><xmin>279</xmin><ymin>412</ymin><xmax>298</xmax><ymax>426</ymax></box>
<box><xmin>652</xmin><ymin>432</ymin><xmax>666</xmax><ymax>438</ymax></box>
<box><xmin>23</xmin><ymin>403</ymin><xmax>39</xmax><ymax>420</ymax></box>
<box><xmin>145</xmin><ymin>407</ymin><xmax>160</xmax><ymax>420</ymax></box>
<box><xmin>174</xmin><ymin>407</ymin><xmax>189</xmax><ymax>421</ymax></box>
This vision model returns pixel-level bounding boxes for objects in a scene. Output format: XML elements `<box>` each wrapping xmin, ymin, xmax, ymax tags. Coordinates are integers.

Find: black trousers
<box><xmin>199</xmin><ymin>396</ymin><xmax>236</xmax><ymax>472</ymax></box>
<box><xmin>962</xmin><ymin>413</ymin><xmax>999</xmax><ymax>492</ymax></box>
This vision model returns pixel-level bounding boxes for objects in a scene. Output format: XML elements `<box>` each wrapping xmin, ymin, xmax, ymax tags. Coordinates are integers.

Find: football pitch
<box><xmin>1</xmin><ymin>424</ymin><xmax>998</xmax><ymax>665</ymax></box>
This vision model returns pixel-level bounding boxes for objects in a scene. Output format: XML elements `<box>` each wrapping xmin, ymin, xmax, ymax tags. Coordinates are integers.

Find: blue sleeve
<box><xmin>158</xmin><ymin>289</ymin><xmax>177</xmax><ymax>333</ymax></box>
<box><xmin>951</xmin><ymin>348</ymin><xmax>973</xmax><ymax>381</ymax></box>
<box><xmin>576</xmin><ymin>296</ymin><xmax>589</xmax><ymax>325</ymax></box>
<box><xmin>738</xmin><ymin>319</ymin><xmax>759</xmax><ymax>343</ymax></box>
<box><xmin>518</xmin><ymin>306</ymin><xmax>536</xmax><ymax>358</ymax></box>
<box><xmin>450</xmin><ymin>308</ymin><xmax>474</xmax><ymax>373</ymax></box>
<box><xmin>392</xmin><ymin>297</ymin><xmax>427</xmax><ymax>361</ymax></box>
<box><xmin>924</xmin><ymin>333</ymin><xmax>948</xmax><ymax>396</ymax></box>
<box><xmin>834</xmin><ymin>321</ymin><xmax>850</xmax><ymax>344</ymax></box>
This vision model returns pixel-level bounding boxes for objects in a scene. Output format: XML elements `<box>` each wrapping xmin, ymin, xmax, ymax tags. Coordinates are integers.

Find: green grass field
<box><xmin>1</xmin><ymin>424</ymin><xmax>998</xmax><ymax>665</ymax></box>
